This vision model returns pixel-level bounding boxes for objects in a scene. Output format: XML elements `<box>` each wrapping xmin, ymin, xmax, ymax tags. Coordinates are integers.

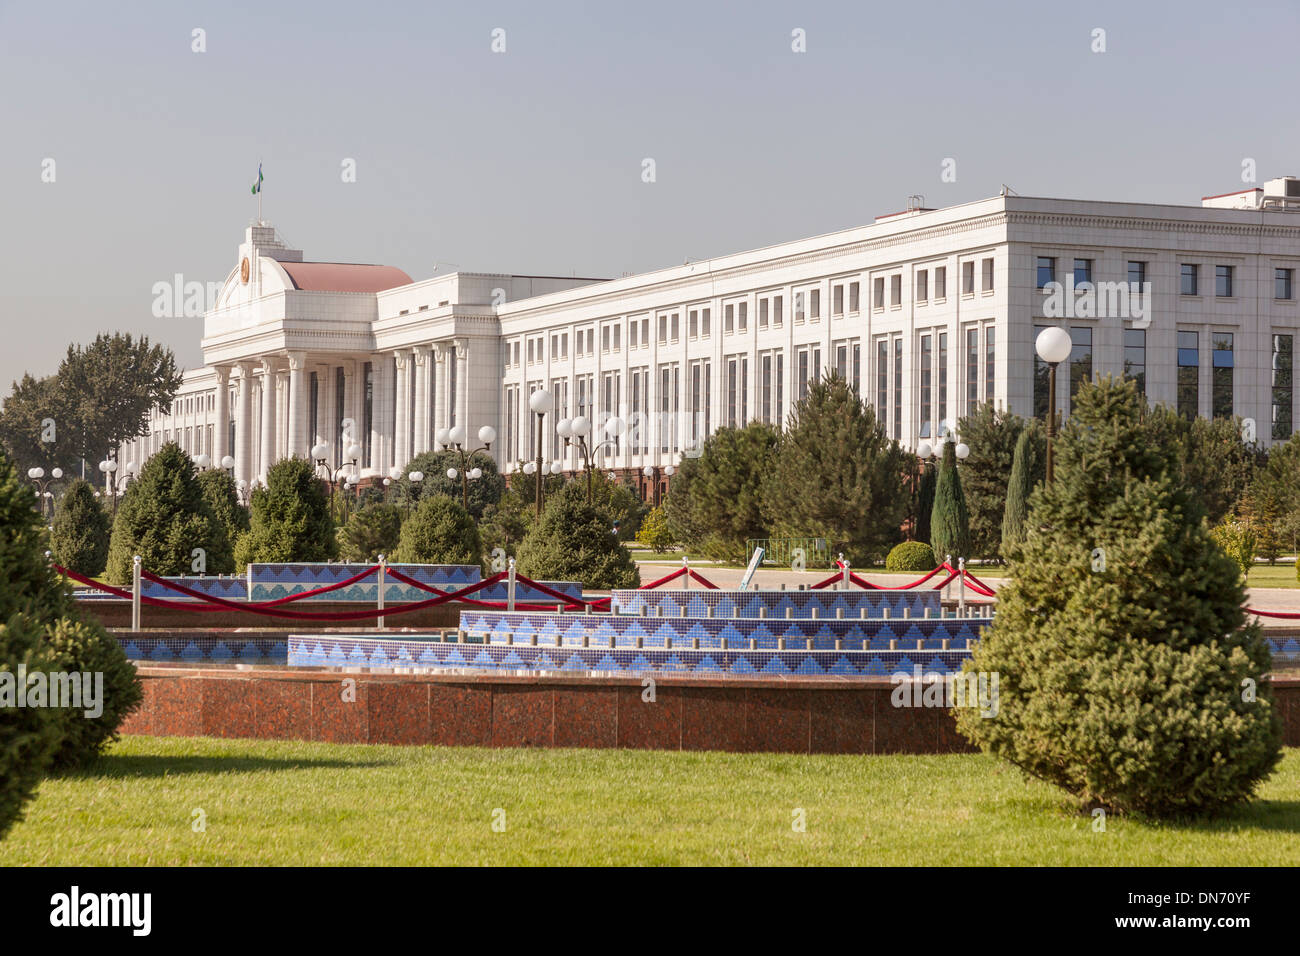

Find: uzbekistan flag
<box><xmin>251</xmin><ymin>163</ymin><xmax>263</xmax><ymax>195</ymax></box>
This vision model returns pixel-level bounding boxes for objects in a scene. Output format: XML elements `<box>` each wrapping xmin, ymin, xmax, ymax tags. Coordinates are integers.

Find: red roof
<box><xmin>280</xmin><ymin>261</ymin><xmax>412</xmax><ymax>292</ymax></box>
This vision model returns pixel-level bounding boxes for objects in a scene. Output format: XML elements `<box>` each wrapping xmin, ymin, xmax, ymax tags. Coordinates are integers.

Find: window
<box><xmin>658</xmin><ymin>364</ymin><xmax>679</xmax><ymax>453</ymax></box>
<box><xmin>833</xmin><ymin>285</ymin><xmax>844</xmax><ymax>316</ymax></box>
<box><xmin>982</xmin><ymin>257</ymin><xmax>994</xmax><ymax>291</ymax></box>
<box><xmin>1212</xmin><ymin>332</ymin><xmax>1233</xmax><ymax>418</ymax></box>
<box><xmin>1031</xmin><ymin>326</ymin><xmax>1049</xmax><ymax>420</ymax></box>
<box><xmin>725</xmin><ymin>304</ymin><xmax>734</xmax><ymax>334</ymax></box>
<box><xmin>876</xmin><ymin>339</ymin><xmax>888</xmax><ymax>420</ymax></box>
<box><xmin>1128</xmin><ymin>261</ymin><xmax>1147</xmax><ymax>287</ymax></box>
<box><xmin>758</xmin><ymin>300</ymin><xmax>768</xmax><ymax>330</ymax></box>
<box><xmin>795</xmin><ymin>292</ymin><xmax>805</xmax><ymax>322</ymax></box>
<box><xmin>1277</xmin><ymin>268</ymin><xmax>1294</xmax><ymax>300</ymax></box>
<box><xmin>760</xmin><ymin>353</ymin><xmax>773</xmax><ymax>424</ymax></box>
<box><xmin>984</xmin><ymin>327</ymin><xmax>995</xmax><ymax>404</ymax></box>
<box><xmin>1069</xmin><ymin>327</ymin><xmax>1092</xmax><ymax>410</ymax></box>
<box><xmin>849</xmin><ymin>282</ymin><xmax>860</xmax><ymax>312</ymax></box>
<box><xmin>725</xmin><ymin>355</ymin><xmax>748</xmax><ymax>426</ymax></box>
<box><xmin>916</xmin><ymin>270</ymin><xmax>928</xmax><ymax>302</ymax></box>
<box><xmin>1036</xmin><ymin>257</ymin><xmax>1056</xmax><ymax>290</ymax></box>
<box><xmin>628</xmin><ymin>321</ymin><xmax>637</xmax><ymax>349</ymax></box>
<box><xmin>797</xmin><ymin>349</ymin><xmax>809</xmax><ymax>400</ymax></box>
<box><xmin>658</xmin><ymin>315</ymin><xmax>668</xmax><ymax>344</ymax></box>
<box><xmin>966</xmin><ymin>328</ymin><xmax>979</xmax><ymax>412</ymax></box>
<box><xmin>919</xmin><ymin>334</ymin><xmax>933</xmax><ymax>438</ymax></box>
<box><xmin>613</xmin><ymin>325</ymin><xmax>621</xmax><ymax>350</ymax></box>
<box><xmin>701</xmin><ymin>308</ymin><xmax>711</xmax><ymax>337</ymax></box>
<box><xmin>1181</xmin><ymin>263</ymin><xmax>1198</xmax><ymax>296</ymax></box>
<box><xmin>1073</xmin><ymin>258</ymin><xmax>1093</xmax><ymax>286</ymax></box>
<box><xmin>892</xmin><ymin>338</ymin><xmax>903</xmax><ymax>440</ymax></box>
<box><xmin>641</xmin><ymin>317</ymin><xmax>650</xmax><ymax>344</ymax></box>
<box><xmin>937</xmin><ymin>332</ymin><xmax>948</xmax><ymax>428</ymax></box>
<box><xmin>934</xmin><ymin>267</ymin><xmax>946</xmax><ymax>300</ymax></box>
<box><xmin>738</xmin><ymin>302</ymin><xmax>748</xmax><ymax>332</ymax></box>
<box><xmin>770</xmin><ymin>299</ymin><xmax>780</xmax><ymax>328</ymax></box>
<box><xmin>1177</xmin><ymin>331</ymin><xmax>1199</xmax><ymax>419</ymax></box>
<box><xmin>690</xmin><ymin>360</ymin><xmax>710</xmax><ymax>443</ymax></box>
<box><xmin>1123</xmin><ymin>328</ymin><xmax>1146</xmax><ymax>396</ymax></box>
<box><xmin>890</xmin><ymin>274</ymin><xmax>902</xmax><ymax>307</ymax></box>
<box><xmin>835</xmin><ymin>342</ymin><xmax>849</xmax><ymax>378</ymax></box>
<box><xmin>600</xmin><ymin>327</ymin><xmax>609</xmax><ymax>353</ymax></box>
<box><xmin>809</xmin><ymin>289</ymin><xmax>820</xmax><ymax>319</ymax></box>
<box><xmin>873</xmin><ymin>277</ymin><xmax>886</xmax><ymax>309</ymax></box>
<box><xmin>1273</xmin><ymin>334</ymin><xmax>1293</xmax><ymax>440</ymax></box>
<box><xmin>671</xmin><ymin>313</ymin><xmax>679</xmax><ymax>341</ymax></box>
<box><xmin>689</xmin><ymin>310</ymin><xmax>698</xmax><ymax>338</ymax></box>
<box><xmin>963</xmin><ymin>260</ymin><xmax>976</xmax><ymax>294</ymax></box>
<box><xmin>1215</xmin><ymin>265</ymin><xmax>1234</xmax><ymax>297</ymax></box>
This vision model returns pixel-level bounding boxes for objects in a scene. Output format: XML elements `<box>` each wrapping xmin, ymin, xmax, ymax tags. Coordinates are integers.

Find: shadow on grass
<box><xmin>52</xmin><ymin>754</ymin><xmax>397</xmax><ymax>779</ymax></box>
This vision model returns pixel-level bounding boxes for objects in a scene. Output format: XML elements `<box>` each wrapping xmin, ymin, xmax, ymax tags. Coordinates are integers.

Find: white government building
<box><xmin>116</xmin><ymin>178</ymin><xmax>1300</xmax><ymax>501</ymax></box>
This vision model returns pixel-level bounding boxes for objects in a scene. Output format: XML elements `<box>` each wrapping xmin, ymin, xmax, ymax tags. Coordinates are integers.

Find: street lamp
<box><xmin>528</xmin><ymin>389</ymin><xmax>553</xmax><ymax>518</ymax></box>
<box><xmin>27</xmin><ymin>466</ymin><xmax>63</xmax><ymax>519</ymax></box>
<box><xmin>235</xmin><ymin>478</ymin><xmax>250</xmax><ymax>506</ymax></box>
<box><xmin>442</xmin><ymin>424</ymin><xmax>496</xmax><ymax>510</ymax></box>
<box><xmin>557</xmin><ymin>414</ymin><xmax>623</xmax><ymax>504</ymax></box>
<box><xmin>640</xmin><ymin>462</ymin><xmax>675</xmax><ymax>507</ymax></box>
<box><xmin>98</xmin><ymin>457</ymin><xmax>124</xmax><ymax>515</ymax></box>
<box><xmin>220</xmin><ymin>455</ymin><xmax>236</xmax><ymax>478</ymax></box>
<box><xmin>1035</xmin><ymin>326</ymin><xmax>1072</xmax><ymax>484</ymax></box>
<box><xmin>312</xmin><ymin>441</ymin><xmax>363</xmax><ymax>521</ymax></box>
<box><xmin>194</xmin><ymin>453</ymin><xmax>212</xmax><ymax>472</ymax></box>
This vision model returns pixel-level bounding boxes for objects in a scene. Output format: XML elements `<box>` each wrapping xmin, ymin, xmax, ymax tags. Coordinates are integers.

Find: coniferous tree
<box><xmin>49</xmin><ymin>479</ymin><xmax>111</xmax><ymax>577</ymax></box>
<box><xmin>956</xmin><ymin>403</ymin><xmax>1034</xmax><ymax>559</ymax></box>
<box><xmin>957</xmin><ymin>376</ymin><xmax>1282</xmax><ymax>817</ymax></box>
<box><xmin>338</xmin><ymin>501</ymin><xmax>403</xmax><ymax>563</ymax></box>
<box><xmin>761</xmin><ymin>373</ymin><xmax>908</xmax><ymax>564</ymax></box>
<box><xmin>929</xmin><ymin>440</ymin><xmax>971</xmax><ymax>561</ymax></box>
<box><xmin>516</xmin><ymin>482</ymin><xmax>639</xmax><ymax>589</ymax></box>
<box><xmin>233</xmin><ymin>457</ymin><xmax>337</xmax><ymax>572</ymax></box>
<box><xmin>1000</xmin><ymin>428</ymin><xmax>1039</xmax><ymax>555</ymax></box>
<box><xmin>392</xmin><ymin>449</ymin><xmax>504</xmax><ymax>521</ymax></box>
<box><xmin>392</xmin><ymin>495</ymin><xmax>480</xmax><ymax>566</ymax></box>
<box><xmin>104</xmin><ymin>443</ymin><xmax>227</xmax><ymax>584</ymax></box>
<box><xmin>915</xmin><ymin>461</ymin><xmax>937</xmax><ymax>545</ymax></box>
<box><xmin>670</xmin><ymin>422</ymin><xmax>778</xmax><ymax>562</ymax></box>
<box><xmin>196</xmin><ymin>469</ymin><xmax>247</xmax><ymax>573</ymax></box>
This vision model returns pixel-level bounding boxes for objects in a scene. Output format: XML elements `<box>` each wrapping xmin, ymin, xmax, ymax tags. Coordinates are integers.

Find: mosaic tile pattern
<box><xmin>459</xmin><ymin>610</ymin><xmax>990</xmax><ymax>651</ymax></box>
<box><xmin>285</xmin><ymin>634</ymin><xmax>972</xmax><ymax>676</ymax></box>
<box><xmin>117</xmin><ymin>635</ymin><xmax>287</xmax><ymax>663</ymax></box>
<box><xmin>609</xmin><ymin>588</ymin><xmax>942</xmax><ymax>619</ymax></box>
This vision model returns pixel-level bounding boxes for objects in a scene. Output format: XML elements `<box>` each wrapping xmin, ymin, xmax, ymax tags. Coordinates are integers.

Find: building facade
<box><xmin>117</xmin><ymin>180</ymin><xmax>1300</xmax><ymax>497</ymax></box>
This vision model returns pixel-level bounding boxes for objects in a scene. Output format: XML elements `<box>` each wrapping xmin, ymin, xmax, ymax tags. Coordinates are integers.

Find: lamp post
<box><xmin>528</xmin><ymin>389</ymin><xmax>553</xmax><ymax>518</ymax></box>
<box><xmin>312</xmin><ymin>441</ymin><xmax>363</xmax><ymax>521</ymax></box>
<box><xmin>27</xmin><ymin>466</ymin><xmax>63</xmax><ymax>519</ymax></box>
<box><xmin>97</xmin><ymin>457</ymin><xmax>129</xmax><ymax>516</ymax></box>
<box><xmin>1035</xmin><ymin>326</ymin><xmax>1072</xmax><ymax>484</ymax></box>
<box><xmin>407</xmin><ymin>470</ymin><xmax>424</xmax><ymax>515</ymax></box>
<box><xmin>641</xmin><ymin>462</ymin><xmax>676</xmax><ymax>508</ymax></box>
<box><xmin>194</xmin><ymin>453</ymin><xmax>211</xmax><ymax>472</ymax></box>
<box><xmin>439</xmin><ymin>424</ymin><xmax>496</xmax><ymax>511</ymax></box>
<box><xmin>557</xmin><ymin>415</ymin><xmax>624</xmax><ymax>504</ymax></box>
<box><xmin>235</xmin><ymin>478</ymin><xmax>250</xmax><ymax>506</ymax></box>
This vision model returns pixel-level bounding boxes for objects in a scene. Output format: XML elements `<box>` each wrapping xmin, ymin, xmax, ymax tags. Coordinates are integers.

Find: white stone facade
<box><xmin>117</xmin><ymin>183</ymin><xmax>1300</xmax><ymax>494</ymax></box>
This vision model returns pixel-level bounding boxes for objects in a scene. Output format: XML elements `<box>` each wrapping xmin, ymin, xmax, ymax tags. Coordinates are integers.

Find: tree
<box><xmin>43</xmin><ymin>615</ymin><xmax>143</xmax><ymax>769</ymax></box>
<box><xmin>48</xmin><ymin>479</ymin><xmax>111</xmax><ymax>577</ymax></box>
<box><xmin>479</xmin><ymin>472</ymin><xmax>566</xmax><ymax>561</ymax></box>
<box><xmin>583</xmin><ymin>472</ymin><xmax>649</xmax><ymax>542</ymax></box>
<box><xmin>516</xmin><ymin>482</ymin><xmax>640</xmax><ymax>589</ymax></box>
<box><xmin>1209</xmin><ymin>518</ymin><xmax>1257</xmax><ymax>579</ymax></box>
<box><xmin>392</xmin><ymin>449</ymin><xmax>504</xmax><ymax>521</ymax></box>
<box><xmin>196</xmin><ymin>469</ymin><xmax>247</xmax><ymax>573</ymax></box>
<box><xmin>635</xmin><ymin>505</ymin><xmax>675</xmax><ymax>552</ymax></box>
<box><xmin>1001</xmin><ymin>428</ymin><xmax>1042</xmax><ymax>556</ymax></box>
<box><xmin>1240</xmin><ymin>434</ymin><xmax>1300</xmax><ymax>563</ymax></box>
<box><xmin>956</xmin><ymin>403</ymin><xmax>1035</xmax><ymax>559</ymax></box>
<box><xmin>392</xmin><ymin>494</ymin><xmax>481</xmax><ymax>566</ymax></box>
<box><xmin>665</xmin><ymin>423</ymin><xmax>777</xmax><ymax>562</ymax></box>
<box><xmin>232</xmin><ymin>457</ymin><xmax>337</xmax><ymax>572</ymax></box>
<box><xmin>0</xmin><ymin>334</ymin><xmax>182</xmax><ymax>477</ymax></box>
<box><xmin>104</xmin><ymin>443</ymin><xmax>227</xmax><ymax>583</ymax></box>
<box><xmin>914</xmin><ymin>461</ymin><xmax>937</xmax><ymax>545</ymax></box>
<box><xmin>957</xmin><ymin>376</ymin><xmax>1282</xmax><ymax>817</ymax></box>
<box><xmin>339</xmin><ymin>502</ymin><xmax>404</xmax><ymax>562</ymax></box>
<box><xmin>761</xmin><ymin>374</ymin><xmax>909</xmax><ymax>565</ymax></box>
<box><xmin>1142</xmin><ymin>409</ymin><xmax>1260</xmax><ymax>525</ymax></box>
<box><xmin>0</xmin><ymin>613</ymin><xmax>64</xmax><ymax>840</ymax></box>
<box><xmin>929</xmin><ymin>440</ymin><xmax>971</xmax><ymax>561</ymax></box>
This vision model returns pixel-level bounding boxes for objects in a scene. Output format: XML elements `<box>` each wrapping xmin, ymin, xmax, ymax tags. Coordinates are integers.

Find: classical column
<box><xmin>393</xmin><ymin>350</ymin><xmax>410</xmax><ymax>468</ymax></box>
<box><xmin>259</xmin><ymin>357</ymin><xmax>278</xmax><ymax>483</ymax></box>
<box><xmin>412</xmin><ymin>345</ymin><xmax>430</xmax><ymax>455</ymax></box>
<box><xmin>454</xmin><ymin>339</ymin><xmax>469</xmax><ymax>436</ymax></box>
<box><xmin>213</xmin><ymin>366</ymin><xmax>231</xmax><ymax>465</ymax></box>
<box><xmin>432</xmin><ymin>343</ymin><xmax>449</xmax><ymax>443</ymax></box>
<box><xmin>235</xmin><ymin>362</ymin><xmax>255</xmax><ymax>486</ymax></box>
<box><xmin>286</xmin><ymin>351</ymin><xmax>307</xmax><ymax>459</ymax></box>
<box><xmin>371</xmin><ymin>355</ymin><xmax>393</xmax><ymax>472</ymax></box>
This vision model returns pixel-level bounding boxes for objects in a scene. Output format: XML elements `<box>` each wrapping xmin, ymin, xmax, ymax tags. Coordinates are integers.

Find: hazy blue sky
<box><xmin>4</xmin><ymin>0</ymin><xmax>1300</xmax><ymax>390</ymax></box>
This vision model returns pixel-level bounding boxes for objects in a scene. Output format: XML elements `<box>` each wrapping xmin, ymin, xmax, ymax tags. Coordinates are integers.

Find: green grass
<box><xmin>2</xmin><ymin>737</ymin><xmax>1298</xmax><ymax>865</ymax></box>
<box><xmin>1247</xmin><ymin>564</ymin><xmax>1300</xmax><ymax>589</ymax></box>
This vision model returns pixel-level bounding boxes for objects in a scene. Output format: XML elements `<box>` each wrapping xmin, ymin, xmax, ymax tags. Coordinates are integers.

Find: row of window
<box><xmin>1036</xmin><ymin>256</ymin><xmax>1297</xmax><ymax>300</ymax></box>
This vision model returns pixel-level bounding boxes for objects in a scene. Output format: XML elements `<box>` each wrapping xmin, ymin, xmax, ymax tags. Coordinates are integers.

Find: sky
<box><xmin>3</xmin><ymin>0</ymin><xmax>1300</xmax><ymax>391</ymax></box>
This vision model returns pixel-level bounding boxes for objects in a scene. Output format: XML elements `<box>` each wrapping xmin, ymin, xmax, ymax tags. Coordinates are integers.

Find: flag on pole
<box><xmin>250</xmin><ymin>163</ymin><xmax>263</xmax><ymax>195</ymax></box>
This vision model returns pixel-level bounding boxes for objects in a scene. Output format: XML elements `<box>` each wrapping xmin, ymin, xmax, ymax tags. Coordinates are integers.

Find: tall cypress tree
<box><xmin>1000</xmin><ymin>428</ymin><xmax>1037</xmax><ymax>555</ymax></box>
<box><xmin>929</xmin><ymin>440</ymin><xmax>970</xmax><ymax>561</ymax></box>
<box><xmin>957</xmin><ymin>376</ymin><xmax>1282</xmax><ymax>816</ymax></box>
<box><xmin>915</xmin><ymin>461</ymin><xmax>937</xmax><ymax>544</ymax></box>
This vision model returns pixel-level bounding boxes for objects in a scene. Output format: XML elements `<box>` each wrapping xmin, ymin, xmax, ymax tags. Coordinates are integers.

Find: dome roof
<box><xmin>279</xmin><ymin>261</ymin><xmax>412</xmax><ymax>292</ymax></box>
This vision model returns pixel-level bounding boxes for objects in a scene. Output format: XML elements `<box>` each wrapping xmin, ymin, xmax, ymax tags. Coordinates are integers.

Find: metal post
<box><xmin>958</xmin><ymin>556</ymin><xmax>966</xmax><ymax>616</ymax></box>
<box><xmin>377</xmin><ymin>554</ymin><xmax>387</xmax><ymax>630</ymax></box>
<box><xmin>841</xmin><ymin>554</ymin><xmax>850</xmax><ymax>591</ymax></box>
<box><xmin>683</xmin><ymin>555</ymin><xmax>689</xmax><ymax>591</ymax></box>
<box><xmin>1046</xmin><ymin>363</ymin><xmax>1058</xmax><ymax>484</ymax></box>
<box><xmin>534</xmin><ymin>412</ymin><xmax>545</xmax><ymax>518</ymax></box>
<box><xmin>944</xmin><ymin>553</ymin><xmax>952</xmax><ymax>605</ymax></box>
<box><xmin>131</xmin><ymin>554</ymin><xmax>141</xmax><ymax>632</ymax></box>
<box><xmin>507</xmin><ymin>557</ymin><xmax>517</xmax><ymax>612</ymax></box>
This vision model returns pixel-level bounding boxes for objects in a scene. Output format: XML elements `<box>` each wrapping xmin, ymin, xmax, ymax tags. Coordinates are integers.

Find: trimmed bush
<box><xmin>393</xmin><ymin>450</ymin><xmax>504</xmax><ymax>521</ymax></box>
<box><xmin>338</xmin><ymin>502</ymin><xmax>403</xmax><ymax>563</ymax></box>
<box><xmin>0</xmin><ymin>613</ymin><xmax>65</xmax><ymax>840</ymax></box>
<box><xmin>516</xmin><ymin>483</ymin><xmax>639</xmax><ymax>589</ymax></box>
<box><xmin>635</xmin><ymin>506</ymin><xmax>675</xmax><ymax>552</ymax></box>
<box><xmin>197</xmin><ymin>469</ymin><xmax>248</xmax><ymax>572</ymax></box>
<box><xmin>885</xmin><ymin>541</ymin><xmax>936</xmax><ymax>573</ymax></box>
<box><xmin>1000</xmin><ymin>428</ymin><xmax>1039</xmax><ymax>556</ymax></box>
<box><xmin>956</xmin><ymin>376</ymin><xmax>1282</xmax><ymax>817</ymax></box>
<box><xmin>49</xmin><ymin>479</ymin><xmax>111</xmax><ymax>577</ymax></box>
<box><xmin>233</xmin><ymin>457</ymin><xmax>337</xmax><ymax>571</ymax></box>
<box><xmin>392</xmin><ymin>495</ymin><xmax>480</xmax><ymax>566</ymax></box>
<box><xmin>105</xmin><ymin>443</ymin><xmax>226</xmax><ymax>583</ymax></box>
<box><xmin>42</xmin><ymin>616</ymin><xmax>142</xmax><ymax>769</ymax></box>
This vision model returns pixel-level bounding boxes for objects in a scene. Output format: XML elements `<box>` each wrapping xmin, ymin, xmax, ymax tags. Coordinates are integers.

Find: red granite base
<box><xmin>118</xmin><ymin>666</ymin><xmax>1300</xmax><ymax>754</ymax></box>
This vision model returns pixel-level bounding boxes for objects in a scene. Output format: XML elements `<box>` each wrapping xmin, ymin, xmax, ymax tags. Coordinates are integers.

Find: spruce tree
<box><xmin>233</xmin><ymin>457</ymin><xmax>337</xmax><ymax>571</ymax></box>
<box><xmin>197</xmin><ymin>469</ymin><xmax>248</xmax><ymax>572</ymax></box>
<box><xmin>957</xmin><ymin>376</ymin><xmax>1282</xmax><ymax>817</ymax></box>
<box><xmin>516</xmin><ymin>482</ymin><xmax>640</xmax><ymax>589</ymax></box>
<box><xmin>955</xmin><ymin>403</ymin><xmax>1029</xmax><ymax>559</ymax></box>
<box><xmin>761</xmin><ymin>373</ymin><xmax>908</xmax><ymax>564</ymax></box>
<box><xmin>392</xmin><ymin>495</ymin><xmax>480</xmax><ymax>566</ymax></box>
<box><xmin>675</xmin><ymin>422</ymin><xmax>778</xmax><ymax>562</ymax></box>
<box><xmin>1000</xmin><ymin>428</ymin><xmax>1037</xmax><ymax>555</ymax></box>
<box><xmin>49</xmin><ymin>479</ymin><xmax>111</xmax><ymax>577</ymax></box>
<box><xmin>338</xmin><ymin>501</ymin><xmax>403</xmax><ymax>562</ymax></box>
<box><xmin>105</xmin><ymin>443</ymin><xmax>226</xmax><ymax>583</ymax></box>
<box><xmin>915</xmin><ymin>461</ymin><xmax>937</xmax><ymax>544</ymax></box>
<box><xmin>929</xmin><ymin>440</ymin><xmax>971</xmax><ymax>561</ymax></box>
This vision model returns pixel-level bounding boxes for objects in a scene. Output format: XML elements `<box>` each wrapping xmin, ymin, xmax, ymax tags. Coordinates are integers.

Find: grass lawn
<box><xmin>1247</xmin><ymin>564</ymin><xmax>1300</xmax><ymax>589</ymax></box>
<box><xmin>2</xmin><ymin>737</ymin><xmax>1297</xmax><ymax>866</ymax></box>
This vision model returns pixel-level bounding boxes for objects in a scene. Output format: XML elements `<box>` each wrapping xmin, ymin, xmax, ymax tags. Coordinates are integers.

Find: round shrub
<box><xmin>516</xmin><ymin>483</ymin><xmax>639</xmax><ymax>589</ymax></box>
<box><xmin>885</xmin><ymin>541</ymin><xmax>936</xmax><ymax>572</ymax></box>
<box><xmin>233</xmin><ymin>457</ymin><xmax>337</xmax><ymax>571</ymax></box>
<box><xmin>197</xmin><ymin>469</ymin><xmax>248</xmax><ymax>572</ymax></box>
<box><xmin>0</xmin><ymin>613</ymin><xmax>65</xmax><ymax>839</ymax></box>
<box><xmin>339</xmin><ymin>502</ymin><xmax>403</xmax><ymax>562</ymax></box>
<box><xmin>49</xmin><ymin>479</ymin><xmax>111</xmax><ymax>577</ymax></box>
<box><xmin>42</xmin><ymin>616</ymin><xmax>142</xmax><ymax>769</ymax></box>
<box><xmin>392</xmin><ymin>494</ymin><xmax>480</xmax><ymax>566</ymax></box>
